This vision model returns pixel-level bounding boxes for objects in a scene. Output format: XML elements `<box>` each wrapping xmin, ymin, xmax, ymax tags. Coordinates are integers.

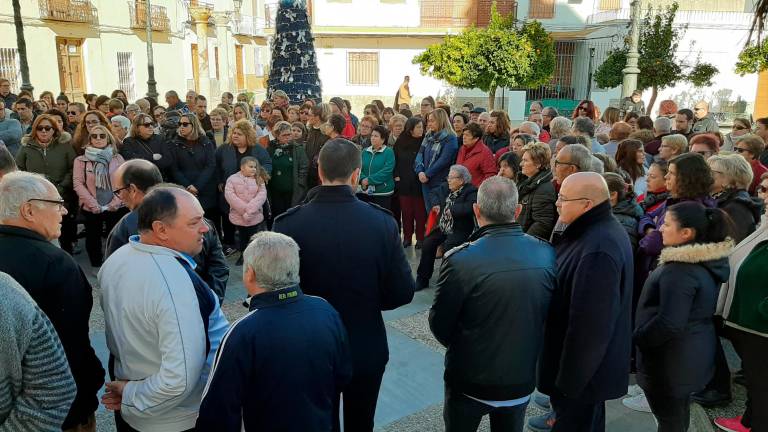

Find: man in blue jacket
<box><xmin>196</xmin><ymin>232</ymin><xmax>352</xmax><ymax>431</ymax></box>
<box><xmin>538</xmin><ymin>172</ymin><xmax>633</xmax><ymax>431</ymax></box>
<box><xmin>274</xmin><ymin>138</ymin><xmax>415</xmax><ymax>431</ymax></box>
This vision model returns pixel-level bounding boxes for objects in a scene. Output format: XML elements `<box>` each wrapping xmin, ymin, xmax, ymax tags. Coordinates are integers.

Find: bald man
<box><xmin>537</xmin><ymin>172</ymin><xmax>634</xmax><ymax>432</ymax></box>
<box><xmin>692</xmin><ymin>101</ymin><xmax>719</xmax><ymax>134</ymax></box>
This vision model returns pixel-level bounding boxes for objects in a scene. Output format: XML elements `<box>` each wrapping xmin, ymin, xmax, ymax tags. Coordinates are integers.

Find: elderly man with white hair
<box><xmin>110</xmin><ymin>115</ymin><xmax>131</xmax><ymax>144</ymax></box>
<box><xmin>0</xmin><ymin>171</ymin><xmax>105</xmax><ymax>431</ymax></box>
<box><xmin>197</xmin><ymin>231</ymin><xmax>352</xmax><ymax>431</ymax></box>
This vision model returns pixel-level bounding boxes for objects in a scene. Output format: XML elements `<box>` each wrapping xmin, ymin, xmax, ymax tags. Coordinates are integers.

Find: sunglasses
<box><xmin>90</xmin><ymin>133</ymin><xmax>107</xmax><ymax>139</ymax></box>
<box><xmin>178</xmin><ymin>122</ymin><xmax>192</xmax><ymax>127</ymax></box>
<box><xmin>67</xmin><ymin>111</ymin><xmax>79</xmax><ymax>115</ymax></box>
<box><xmin>36</xmin><ymin>125</ymin><xmax>54</xmax><ymax>132</ymax></box>
<box><xmin>140</xmin><ymin>122</ymin><xmax>153</xmax><ymax>127</ymax></box>
<box><xmin>733</xmin><ymin>125</ymin><xmax>748</xmax><ymax>131</ymax></box>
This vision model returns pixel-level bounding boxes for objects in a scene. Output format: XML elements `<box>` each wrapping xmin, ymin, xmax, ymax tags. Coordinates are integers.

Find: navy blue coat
<box><xmin>273</xmin><ymin>186</ymin><xmax>415</xmax><ymax>375</ymax></box>
<box><xmin>538</xmin><ymin>201</ymin><xmax>634</xmax><ymax>402</ymax></box>
<box><xmin>196</xmin><ymin>286</ymin><xmax>352</xmax><ymax>431</ymax></box>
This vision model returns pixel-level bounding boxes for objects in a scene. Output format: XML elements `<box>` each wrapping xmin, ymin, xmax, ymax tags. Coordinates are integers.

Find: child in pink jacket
<box><xmin>225</xmin><ymin>156</ymin><xmax>269</xmax><ymax>264</ymax></box>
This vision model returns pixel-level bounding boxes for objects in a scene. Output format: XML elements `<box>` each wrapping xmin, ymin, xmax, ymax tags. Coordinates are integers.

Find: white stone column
<box><xmin>213</xmin><ymin>12</ymin><xmax>233</xmax><ymax>95</ymax></box>
<box><xmin>190</xmin><ymin>7</ymin><xmax>212</xmax><ymax>98</ymax></box>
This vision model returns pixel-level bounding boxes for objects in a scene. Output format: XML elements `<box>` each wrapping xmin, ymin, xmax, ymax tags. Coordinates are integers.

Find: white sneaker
<box><xmin>626</xmin><ymin>384</ymin><xmax>643</xmax><ymax>397</ymax></box>
<box><xmin>622</xmin><ymin>393</ymin><xmax>652</xmax><ymax>413</ymax></box>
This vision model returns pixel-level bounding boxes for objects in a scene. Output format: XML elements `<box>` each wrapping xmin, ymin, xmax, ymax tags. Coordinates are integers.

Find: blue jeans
<box><xmin>444</xmin><ymin>384</ymin><xmax>529</xmax><ymax>432</ymax></box>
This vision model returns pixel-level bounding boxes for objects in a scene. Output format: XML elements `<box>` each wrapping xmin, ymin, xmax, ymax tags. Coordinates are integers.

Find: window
<box><xmin>528</xmin><ymin>0</ymin><xmax>555</xmax><ymax>19</ymax></box>
<box><xmin>0</xmin><ymin>48</ymin><xmax>21</xmax><ymax>93</ymax></box>
<box><xmin>117</xmin><ymin>52</ymin><xmax>137</xmax><ymax>101</ymax></box>
<box><xmin>347</xmin><ymin>52</ymin><xmax>379</xmax><ymax>86</ymax></box>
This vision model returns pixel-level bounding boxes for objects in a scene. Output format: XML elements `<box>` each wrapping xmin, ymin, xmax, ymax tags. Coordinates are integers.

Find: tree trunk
<box><xmin>12</xmin><ymin>0</ymin><xmax>33</xmax><ymax>93</ymax></box>
<box><xmin>646</xmin><ymin>85</ymin><xmax>658</xmax><ymax>116</ymax></box>
<box><xmin>488</xmin><ymin>86</ymin><xmax>497</xmax><ymax>110</ymax></box>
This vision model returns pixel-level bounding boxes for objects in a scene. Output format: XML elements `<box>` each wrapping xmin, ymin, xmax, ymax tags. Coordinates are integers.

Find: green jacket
<box><xmin>360</xmin><ymin>145</ymin><xmax>395</xmax><ymax>196</ymax></box>
<box><xmin>15</xmin><ymin>132</ymin><xmax>76</xmax><ymax>198</ymax></box>
<box><xmin>726</xmin><ymin>239</ymin><xmax>768</xmax><ymax>337</ymax></box>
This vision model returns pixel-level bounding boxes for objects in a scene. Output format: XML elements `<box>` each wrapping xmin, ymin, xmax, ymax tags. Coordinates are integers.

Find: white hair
<box><xmin>654</xmin><ymin>116</ymin><xmax>672</xmax><ymax>134</ymax></box>
<box><xmin>449</xmin><ymin>164</ymin><xmax>472</xmax><ymax>184</ymax></box>
<box><xmin>590</xmin><ymin>155</ymin><xmax>605</xmax><ymax>173</ymax></box>
<box><xmin>520</xmin><ymin>121</ymin><xmax>541</xmax><ymax>136</ymax></box>
<box><xmin>0</xmin><ymin>171</ymin><xmax>53</xmax><ymax>222</ymax></box>
<box><xmin>549</xmin><ymin>116</ymin><xmax>572</xmax><ymax>139</ymax></box>
<box><xmin>477</xmin><ymin>176</ymin><xmax>519</xmax><ymax>223</ymax></box>
<box><xmin>242</xmin><ymin>231</ymin><xmax>301</xmax><ymax>291</ymax></box>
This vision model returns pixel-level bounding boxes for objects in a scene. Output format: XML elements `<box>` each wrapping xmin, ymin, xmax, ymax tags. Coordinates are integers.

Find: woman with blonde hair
<box><xmin>414</xmin><ymin>108</ymin><xmax>459</xmax><ymax>208</ymax></box>
<box><xmin>72</xmin><ymin>110</ymin><xmax>112</xmax><ymax>155</ymax></box>
<box><xmin>597</xmin><ymin>106</ymin><xmax>621</xmax><ymax>136</ymax></box>
<box><xmin>209</xmin><ymin>107</ymin><xmax>230</xmax><ymax>147</ymax></box>
<box><xmin>170</xmin><ymin>113</ymin><xmax>219</xmax><ymax>218</ymax></box>
<box><xmin>73</xmin><ymin>125</ymin><xmax>126</xmax><ymax>267</ymax></box>
<box><xmin>216</xmin><ymin>119</ymin><xmax>272</xmax><ymax>253</ymax></box>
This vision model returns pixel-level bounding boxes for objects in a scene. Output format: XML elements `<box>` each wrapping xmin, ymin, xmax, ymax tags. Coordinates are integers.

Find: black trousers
<box><xmin>221</xmin><ymin>216</ymin><xmax>236</xmax><ymax>246</ymax></box>
<box><xmin>82</xmin><ymin>208</ymin><xmax>126</xmax><ymax>267</ymax></box>
<box><xmin>703</xmin><ymin>322</ymin><xmax>733</xmax><ymax>397</ymax></box>
<box><xmin>416</xmin><ymin>230</ymin><xmax>447</xmax><ymax>285</ymax></box>
<box><xmin>728</xmin><ymin>327</ymin><xmax>768</xmax><ymax>430</ymax></box>
<box><xmin>236</xmin><ymin>222</ymin><xmax>265</xmax><ymax>252</ymax></box>
<box><xmin>270</xmin><ymin>192</ymin><xmax>293</xmax><ymax>220</ymax></box>
<box><xmin>333</xmin><ymin>367</ymin><xmax>385</xmax><ymax>432</ymax></box>
<box><xmin>59</xmin><ymin>212</ymin><xmax>78</xmax><ymax>254</ymax></box>
<box><xmin>645</xmin><ymin>392</ymin><xmax>691</xmax><ymax>432</ymax></box>
<box><xmin>443</xmin><ymin>385</ymin><xmax>528</xmax><ymax>432</ymax></box>
<box><xmin>357</xmin><ymin>193</ymin><xmax>392</xmax><ymax>212</ymax></box>
<box><xmin>551</xmin><ymin>394</ymin><xmax>605</xmax><ymax>432</ymax></box>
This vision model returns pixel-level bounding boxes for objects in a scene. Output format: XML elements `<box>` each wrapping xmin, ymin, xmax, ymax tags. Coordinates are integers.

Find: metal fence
<box><xmin>117</xmin><ymin>52</ymin><xmax>137</xmax><ymax>102</ymax></box>
<box><xmin>128</xmin><ymin>1</ymin><xmax>170</xmax><ymax>32</ymax></box>
<box><xmin>38</xmin><ymin>0</ymin><xmax>98</xmax><ymax>25</ymax></box>
<box><xmin>0</xmin><ymin>49</ymin><xmax>21</xmax><ymax>93</ymax></box>
<box><xmin>419</xmin><ymin>0</ymin><xmax>517</xmax><ymax>28</ymax></box>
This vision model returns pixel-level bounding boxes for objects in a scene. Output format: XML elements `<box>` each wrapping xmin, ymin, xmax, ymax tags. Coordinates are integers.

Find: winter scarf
<box><xmin>84</xmin><ymin>146</ymin><xmax>114</xmax><ymax>189</ymax></box>
<box><xmin>439</xmin><ymin>185</ymin><xmax>463</xmax><ymax>234</ymax></box>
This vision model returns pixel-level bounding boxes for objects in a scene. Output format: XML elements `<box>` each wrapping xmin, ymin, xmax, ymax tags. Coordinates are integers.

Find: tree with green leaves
<box><xmin>594</xmin><ymin>2</ymin><xmax>718</xmax><ymax>115</ymax></box>
<box><xmin>735</xmin><ymin>39</ymin><xmax>768</xmax><ymax>75</ymax></box>
<box><xmin>413</xmin><ymin>5</ymin><xmax>555</xmax><ymax>109</ymax></box>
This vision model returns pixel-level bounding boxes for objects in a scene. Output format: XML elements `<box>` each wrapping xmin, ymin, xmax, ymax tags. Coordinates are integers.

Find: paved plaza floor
<box><xmin>79</xmin><ymin>242</ymin><xmax>742</xmax><ymax>431</ymax></box>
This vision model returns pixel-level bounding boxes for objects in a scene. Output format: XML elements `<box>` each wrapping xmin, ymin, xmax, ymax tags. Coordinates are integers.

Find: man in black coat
<box><xmin>0</xmin><ymin>172</ymin><xmax>105</xmax><ymax>431</ymax></box>
<box><xmin>538</xmin><ymin>172</ymin><xmax>633</xmax><ymax>432</ymax></box>
<box><xmin>273</xmin><ymin>138</ymin><xmax>415</xmax><ymax>432</ymax></box>
<box><xmin>105</xmin><ymin>159</ymin><xmax>230</xmax><ymax>300</ymax></box>
<box><xmin>430</xmin><ymin>176</ymin><xmax>556</xmax><ymax>430</ymax></box>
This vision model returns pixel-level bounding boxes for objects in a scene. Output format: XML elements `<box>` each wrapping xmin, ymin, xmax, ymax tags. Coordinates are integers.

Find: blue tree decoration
<box><xmin>267</xmin><ymin>0</ymin><xmax>322</xmax><ymax>103</ymax></box>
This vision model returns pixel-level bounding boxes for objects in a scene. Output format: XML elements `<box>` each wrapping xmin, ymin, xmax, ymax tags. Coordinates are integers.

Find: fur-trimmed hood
<box><xmin>658</xmin><ymin>240</ymin><xmax>734</xmax><ymax>283</ymax></box>
<box><xmin>21</xmin><ymin>131</ymin><xmax>71</xmax><ymax>147</ymax></box>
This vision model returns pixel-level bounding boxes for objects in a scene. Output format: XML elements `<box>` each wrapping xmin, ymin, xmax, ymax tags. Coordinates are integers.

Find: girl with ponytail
<box><xmin>633</xmin><ymin>200</ymin><xmax>734</xmax><ymax>430</ymax></box>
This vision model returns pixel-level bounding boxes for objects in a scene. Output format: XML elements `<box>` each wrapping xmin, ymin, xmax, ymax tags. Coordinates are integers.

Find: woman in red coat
<box><xmin>456</xmin><ymin>122</ymin><xmax>497</xmax><ymax>188</ymax></box>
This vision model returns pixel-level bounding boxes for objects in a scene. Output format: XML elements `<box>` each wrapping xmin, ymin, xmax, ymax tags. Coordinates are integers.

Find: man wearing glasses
<box><xmin>0</xmin><ymin>171</ymin><xmax>105</xmax><ymax>432</ymax></box>
<box><xmin>538</xmin><ymin>172</ymin><xmax>634</xmax><ymax>432</ymax></box>
<box><xmin>0</xmin><ymin>78</ymin><xmax>16</xmax><ymax>107</ymax></box>
<box><xmin>692</xmin><ymin>101</ymin><xmax>719</xmax><ymax>134</ymax></box>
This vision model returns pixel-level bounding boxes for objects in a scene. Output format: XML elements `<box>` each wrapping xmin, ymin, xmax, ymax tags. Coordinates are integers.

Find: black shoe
<box><xmin>414</xmin><ymin>241</ymin><xmax>423</xmax><ymax>250</ymax></box>
<box><xmin>733</xmin><ymin>369</ymin><xmax>746</xmax><ymax>386</ymax></box>
<box><xmin>691</xmin><ymin>389</ymin><xmax>732</xmax><ymax>407</ymax></box>
<box><xmin>403</xmin><ymin>240</ymin><xmax>412</xmax><ymax>248</ymax></box>
<box><xmin>236</xmin><ymin>255</ymin><xmax>244</xmax><ymax>266</ymax></box>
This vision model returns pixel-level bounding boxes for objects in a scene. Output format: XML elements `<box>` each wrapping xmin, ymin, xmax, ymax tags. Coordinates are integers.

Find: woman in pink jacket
<box><xmin>225</xmin><ymin>156</ymin><xmax>269</xmax><ymax>265</ymax></box>
<box><xmin>73</xmin><ymin>125</ymin><xmax>126</xmax><ymax>267</ymax></box>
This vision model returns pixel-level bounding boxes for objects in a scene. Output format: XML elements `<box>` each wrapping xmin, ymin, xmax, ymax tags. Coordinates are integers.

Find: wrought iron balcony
<box><xmin>265</xmin><ymin>3</ymin><xmax>278</xmax><ymax>29</ymax></box>
<box><xmin>232</xmin><ymin>14</ymin><xmax>267</xmax><ymax>36</ymax></box>
<box><xmin>419</xmin><ymin>0</ymin><xmax>517</xmax><ymax>29</ymax></box>
<box><xmin>38</xmin><ymin>0</ymin><xmax>98</xmax><ymax>25</ymax></box>
<box><xmin>129</xmin><ymin>1</ymin><xmax>170</xmax><ymax>32</ymax></box>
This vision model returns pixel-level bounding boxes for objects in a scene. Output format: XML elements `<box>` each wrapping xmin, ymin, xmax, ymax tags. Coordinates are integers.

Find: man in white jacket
<box><xmin>99</xmin><ymin>186</ymin><xmax>229</xmax><ymax>432</ymax></box>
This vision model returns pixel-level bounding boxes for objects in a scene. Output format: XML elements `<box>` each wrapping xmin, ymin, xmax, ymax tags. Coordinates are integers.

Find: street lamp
<box><xmin>145</xmin><ymin>0</ymin><xmax>158</xmax><ymax>99</ymax></box>
<box><xmin>621</xmin><ymin>0</ymin><xmax>642</xmax><ymax>98</ymax></box>
<box><xmin>586</xmin><ymin>47</ymin><xmax>596</xmax><ymax>101</ymax></box>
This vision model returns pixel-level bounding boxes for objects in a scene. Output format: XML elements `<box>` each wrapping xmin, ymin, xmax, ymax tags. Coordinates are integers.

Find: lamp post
<box><xmin>12</xmin><ymin>0</ymin><xmax>33</xmax><ymax>93</ymax></box>
<box><xmin>145</xmin><ymin>0</ymin><xmax>158</xmax><ymax>99</ymax></box>
<box><xmin>586</xmin><ymin>47</ymin><xmax>596</xmax><ymax>101</ymax></box>
<box><xmin>621</xmin><ymin>0</ymin><xmax>641</xmax><ymax>98</ymax></box>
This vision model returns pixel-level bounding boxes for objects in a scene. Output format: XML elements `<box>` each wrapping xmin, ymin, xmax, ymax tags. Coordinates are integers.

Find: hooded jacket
<box><xmin>15</xmin><ymin>132</ymin><xmax>76</xmax><ymax>199</ymax></box>
<box><xmin>635</xmin><ymin>240</ymin><xmax>732</xmax><ymax>397</ymax></box>
<box><xmin>612</xmin><ymin>195</ymin><xmax>644</xmax><ymax>250</ymax></box>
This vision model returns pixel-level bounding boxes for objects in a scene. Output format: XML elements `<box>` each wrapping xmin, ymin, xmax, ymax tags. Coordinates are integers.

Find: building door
<box><xmin>56</xmin><ymin>38</ymin><xmax>86</xmax><ymax>101</ymax></box>
<box><xmin>191</xmin><ymin>44</ymin><xmax>200</xmax><ymax>93</ymax></box>
<box><xmin>235</xmin><ymin>45</ymin><xmax>245</xmax><ymax>91</ymax></box>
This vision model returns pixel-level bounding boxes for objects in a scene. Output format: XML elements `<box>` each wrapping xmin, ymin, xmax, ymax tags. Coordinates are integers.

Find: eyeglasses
<box><xmin>554</xmin><ymin>159</ymin><xmax>578</xmax><ymax>168</ymax></box>
<box><xmin>178</xmin><ymin>122</ymin><xmax>192</xmax><ymax>127</ymax></box>
<box><xmin>733</xmin><ymin>125</ymin><xmax>748</xmax><ymax>131</ymax></box>
<box><xmin>139</xmin><ymin>122</ymin><xmax>153</xmax><ymax>127</ymax></box>
<box><xmin>67</xmin><ymin>111</ymin><xmax>79</xmax><ymax>115</ymax></box>
<box><xmin>557</xmin><ymin>194</ymin><xmax>591</xmax><ymax>203</ymax></box>
<box><xmin>90</xmin><ymin>133</ymin><xmax>107</xmax><ymax>140</ymax></box>
<box><xmin>112</xmin><ymin>184</ymin><xmax>131</xmax><ymax>196</ymax></box>
<box><xmin>36</xmin><ymin>125</ymin><xmax>53</xmax><ymax>132</ymax></box>
<box><xmin>27</xmin><ymin>198</ymin><xmax>66</xmax><ymax>211</ymax></box>
<box><xmin>578</xmin><ymin>106</ymin><xmax>588</xmax><ymax>110</ymax></box>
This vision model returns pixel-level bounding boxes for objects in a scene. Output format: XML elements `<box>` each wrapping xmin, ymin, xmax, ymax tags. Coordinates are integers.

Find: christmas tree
<box><xmin>267</xmin><ymin>0</ymin><xmax>322</xmax><ymax>104</ymax></box>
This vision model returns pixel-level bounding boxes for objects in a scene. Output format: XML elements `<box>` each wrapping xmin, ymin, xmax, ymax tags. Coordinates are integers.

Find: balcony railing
<box><xmin>232</xmin><ymin>15</ymin><xmax>267</xmax><ymax>36</ymax></box>
<box><xmin>265</xmin><ymin>3</ymin><xmax>278</xmax><ymax>29</ymax></box>
<box><xmin>129</xmin><ymin>1</ymin><xmax>170</xmax><ymax>32</ymax></box>
<box><xmin>419</xmin><ymin>0</ymin><xmax>517</xmax><ymax>29</ymax></box>
<box><xmin>38</xmin><ymin>0</ymin><xmax>98</xmax><ymax>25</ymax></box>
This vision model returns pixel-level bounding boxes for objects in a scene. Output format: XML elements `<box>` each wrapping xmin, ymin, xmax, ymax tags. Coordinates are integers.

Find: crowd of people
<box><xmin>0</xmin><ymin>75</ymin><xmax>766</xmax><ymax>432</ymax></box>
